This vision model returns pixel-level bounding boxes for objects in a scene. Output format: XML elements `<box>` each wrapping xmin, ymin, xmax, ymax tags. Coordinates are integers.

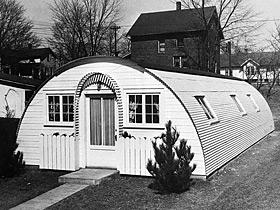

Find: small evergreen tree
<box><xmin>147</xmin><ymin>120</ymin><xmax>196</xmax><ymax>193</ymax></box>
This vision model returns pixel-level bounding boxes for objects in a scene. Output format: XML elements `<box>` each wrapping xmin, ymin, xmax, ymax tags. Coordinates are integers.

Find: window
<box><xmin>128</xmin><ymin>94</ymin><xmax>160</xmax><ymax>124</ymax></box>
<box><xmin>230</xmin><ymin>95</ymin><xmax>246</xmax><ymax>116</ymax></box>
<box><xmin>195</xmin><ymin>96</ymin><xmax>218</xmax><ymax>123</ymax></box>
<box><xmin>247</xmin><ymin>94</ymin><xmax>260</xmax><ymax>112</ymax></box>
<box><xmin>173</xmin><ymin>56</ymin><xmax>194</xmax><ymax>68</ymax></box>
<box><xmin>158</xmin><ymin>40</ymin><xmax>165</xmax><ymax>53</ymax></box>
<box><xmin>246</xmin><ymin>66</ymin><xmax>256</xmax><ymax>77</ymax></box>
<box><xmin>48</xmin><ymin>95</ymin><xmax>74</xmax><ymax>123</ymax></box>
<box><xmin>177</xmin><ymin>38</ymin><xmax>184</xmax><ymax>47</ymax></box>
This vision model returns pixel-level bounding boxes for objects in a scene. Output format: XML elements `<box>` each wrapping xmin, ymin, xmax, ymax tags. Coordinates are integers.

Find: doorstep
<box><xmin>58</xmin><ymin>168</ymin><xmax>120</xmax><ymax>185</ymax></box>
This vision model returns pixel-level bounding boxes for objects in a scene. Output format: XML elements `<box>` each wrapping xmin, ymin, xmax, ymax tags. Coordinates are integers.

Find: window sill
<box><xmin>209</xmin><ymin>119</ymin><xmax>220</xmax><ymax>126</ymax></box>
<box><xmin>44</xmin><ymin>123</ymin><xmax>74</xmax><ymax>128</ymax></box>
<box><xmin>124</xmin><ymin>124</ymin><xmax>165</xmax><ymax>130</ymax></box>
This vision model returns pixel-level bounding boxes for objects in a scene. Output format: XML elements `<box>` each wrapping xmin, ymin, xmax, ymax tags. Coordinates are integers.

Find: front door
<box><xmin>87</xmin><ymin>94</ymin><xmax>116</xmax><ymax>168</ymax></box>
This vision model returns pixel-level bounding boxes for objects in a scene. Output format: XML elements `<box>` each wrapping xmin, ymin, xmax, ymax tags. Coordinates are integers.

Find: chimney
<box><xmin>176</xmin><ymin>1</ymin><xmax>181</xmax><ymax>10</ymax></box>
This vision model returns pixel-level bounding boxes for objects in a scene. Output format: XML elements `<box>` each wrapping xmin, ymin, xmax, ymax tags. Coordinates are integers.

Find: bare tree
<box><xmin>180</xmin><ymin>0</ymin><xmax>262</xmax><ymax>43</ymax></box>
<box><xmin>0</xmin><ymin>0</ymin><xmax>40</xmax><ymax>52</ymax></box>
<box><xmin>48</xmin><ymin>0</ymin><xmax>123</xmax><ymax>63</ymax></box>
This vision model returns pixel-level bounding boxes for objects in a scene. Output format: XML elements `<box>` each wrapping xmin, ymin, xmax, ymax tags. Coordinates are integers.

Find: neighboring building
<box><xmin>0</xmin><ymin>73</ymin><xmax>42</xmax><ymax>118</ymax></box>
<box><xmin>127</xmin><ymin>2</ymin><xmax>224</xmax><ymax>73</ymax></box>
<box><xmin>220</xmin><ymin>52</ymin><xmax>280</xmax><ymax>84</ymax></box>
<box><xmin>0</xmin><ymin>47</ymin><xmax>58</xmax><ymax>80</ymax></box>
<box><xmin>17</xmin><ymin>56</ymin><xmax>273</xmax><ymax>179</ymax></box>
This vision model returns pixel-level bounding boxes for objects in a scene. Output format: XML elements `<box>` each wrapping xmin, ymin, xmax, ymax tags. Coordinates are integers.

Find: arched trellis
<box><xmin>74</xmin><ymin>72</ymin><xmax>123</xmax><ymax>138</ymax></box>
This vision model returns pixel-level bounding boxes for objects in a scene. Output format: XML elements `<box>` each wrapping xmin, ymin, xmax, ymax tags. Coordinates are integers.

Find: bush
<box><xmin>147</xmin><ymin>120</ymin><xmax>196</xmax><ymax>194</ymax></box>
<box><xmin>0</xmin><ymin>118</ymin><xmax>25</xmax><ymax>177</ymax></box>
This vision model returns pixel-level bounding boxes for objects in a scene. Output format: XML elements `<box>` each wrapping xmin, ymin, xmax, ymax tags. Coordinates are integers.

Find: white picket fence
<box><xmin>116</xmin><ymin>137</ymin><xmax>157</xmax><ymax>176</ymax></box>
<box><xmin>39</xmin><ymin>133</ymin><xmax>79</xmax><ymax>171</ymax></box>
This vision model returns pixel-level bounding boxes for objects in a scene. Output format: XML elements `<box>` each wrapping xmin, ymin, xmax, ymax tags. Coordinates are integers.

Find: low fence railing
<box><xmin>116</xmin><ymin>137</ymin><xmax>157</xmax><ymax>176</ymax></box>
<box><xmin>39</xmin><ymin>133</ymin><xmax>79</xmax><ymax>171</ymax></box>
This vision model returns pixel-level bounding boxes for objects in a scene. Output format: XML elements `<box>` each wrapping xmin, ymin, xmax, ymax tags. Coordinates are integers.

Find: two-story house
<box><xmin>0</xmin><ymin>46</ymin><xmax>58</xmax><ymax>80</ymax></box>
<box><xmin>127</xmin><ymin>2</ymin><xmax>224</xmax><ymax>73</ymax></box>
<box><xmin>220</xmin><ymin>52</ymin><xmax>280</xmax><ymax>84</ymax></box>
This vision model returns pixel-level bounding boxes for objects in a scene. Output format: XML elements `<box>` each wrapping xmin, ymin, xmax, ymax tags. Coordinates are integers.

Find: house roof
<box><xmin>0</xmin><ymin>73</ymin><xmax>42</xmax><ymax>89</ymax></box>
<box><xmin>127</xmin><ymin>6</ymin><xmax>218</xmax><ymax>37</ymax></box>
<box><xmin>220</xmin><ymin>52</ymin><xmax>280</xmax><ymax>68</ymax></box>
<box><xmin>2</xmin><ymin>48</ymin><xmax>57</xmax><ymax>61</ymax></box>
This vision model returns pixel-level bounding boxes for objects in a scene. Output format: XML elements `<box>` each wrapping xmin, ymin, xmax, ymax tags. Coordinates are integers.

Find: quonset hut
<box><xmin>17</xmin><ymin>57</ymin><xmax>274</xmax><ymax>179</ymax></box>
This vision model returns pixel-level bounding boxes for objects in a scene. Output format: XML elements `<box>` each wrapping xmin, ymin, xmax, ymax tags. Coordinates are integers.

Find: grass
<box><xmin>45</xmin><ymin>86</ymin><xmax>280</xmax><ymax>210</ymax></box>
<box><xmin>0</xmin><ymin>168</ymin><xmax>67</xmax><ymax>210</ymax></box>
<box><xmin>3</xmin><ymin>86</ymin><xmax>280</xmax><ymax>210</ymax></box>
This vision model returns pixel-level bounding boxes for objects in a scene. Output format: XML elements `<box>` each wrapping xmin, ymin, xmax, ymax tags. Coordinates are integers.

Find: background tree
<box><xmin>48</xmin><ymin>0</ymin><xmax>123</xmax><ymax>63</ymax></box>
<box><xmin>174</xmin><ymin>0</ymin><xmax>262</xmax><ymax>72</ymax></box>
<box><xmin>180</xmin><ymin>0</ymin><xmax>262</xmax><ymax>44</ymax></box>
<box><xmin>0</xmin><ymin>0</ymin><xmax>40</xmax><ymax>52</ymax></box>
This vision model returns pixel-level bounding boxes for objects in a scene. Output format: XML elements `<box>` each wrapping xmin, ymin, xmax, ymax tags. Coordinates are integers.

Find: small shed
<box><xmin>17</xmin><ymin>57</ymin><xmax>274</xmax><ymax>179</ymax></box>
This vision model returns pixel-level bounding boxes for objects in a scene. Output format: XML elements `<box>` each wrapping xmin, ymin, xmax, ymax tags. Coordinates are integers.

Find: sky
<box><xmin>18</xmin><ymin>0</ymin><xmax>280</xmax><ymax>49</ymax></box>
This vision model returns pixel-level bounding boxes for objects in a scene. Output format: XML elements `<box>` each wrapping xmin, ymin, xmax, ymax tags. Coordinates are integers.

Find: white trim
<box><xmin>247</xmin><ymin>94</ymin><xmax>260</xmax><ymax>112</ymax></box>
<box><xmin>158</xmin><ymin>40</ymin><xmax>165</xmax><ymax>53</ymax></box>
<box><xmin>125</xmin><ymin>91</ymin><xmax>164</xmax><ymax>129</ymax></box>
<box><xmin>230</xmin><ymin>95</ymin><xmax>247</xmax><ymax>116</ymax></box>
<box><xmin>194</xmin><ymin>95</ymin><xmax>220</xmax><ymax>125</ymax></box>
<box><xmin>44</xmin><ymin>92</ymin><xmax>75</xmax><ymax>127</ymax></box>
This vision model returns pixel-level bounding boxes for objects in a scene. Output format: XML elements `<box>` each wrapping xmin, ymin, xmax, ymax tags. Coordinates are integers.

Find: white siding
<box><xmin>17</xmin><ymin>60</ymin><xmax>203</xmax><ymax>176</ymax></box>
<box><xmin>150</xmin><ymin>69</ymin><xmax>274</xmax><ymax>176</ymax></box>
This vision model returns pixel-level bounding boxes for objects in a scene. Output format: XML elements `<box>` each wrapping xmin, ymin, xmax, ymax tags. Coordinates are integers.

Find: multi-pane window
<box><xmin>48</xmin><ymin>95</ymin><xmax>74</xmax><ymax>123</ymax></box>
<box><xmin>246</xmin><ymin>66</ymin><xmax>256</xmax><ymax>77</ymax></box>
<box><xmin>230</xmin><ymin>95</ymin><xmax>246</xmax><ymax>115</ymax></box>
<box><xmin>158</xmin><ymin>40</ymin><xmax>165</xmax><ymax>53</ymax></box>
<box><xmin>128</xmin><ymin>94</ymin><xmax>160</xmax><ymax>124</ymax></box>
<box><xmin>195</xmin><ymin>96</ymin><xmax>216</xmax><ymax>120</ymax></box>
<box><xmin>62</xmin><ymin>96</ymin><xmax>74</xmax><ymax>122</ymax></box>
<box><xmin>128</xmin><ymin>95</ymin><xmax>143</xmax><ymax>123</ymax></box>
<box><xmin>145</xmin><ymin>95</ymin><xmax>159</xmax><ymax>123</ymax></box>
<box><xmin>173</xmin><ymin>56</ymin><xmax>193</xmax><ymax>68</ymax></box>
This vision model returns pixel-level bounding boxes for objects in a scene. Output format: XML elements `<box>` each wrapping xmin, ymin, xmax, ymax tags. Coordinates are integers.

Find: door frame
<box><xmin>84</xmin><ymin>92</ymin><xmax>118</xmax><ymax>168</ymax></box>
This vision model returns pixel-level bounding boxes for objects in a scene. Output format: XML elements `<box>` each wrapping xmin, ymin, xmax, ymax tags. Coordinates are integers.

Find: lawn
<box><xmin>0</xmin><ymin>168</ymin><xmax>67</xmax><ymax>210</ymax></box>
<box><xmin>3</xmin><ymin>86</ymin><xmax>280</xmax><ymax>210</ymax></box>
<box><xmin>45</xmin><ymin>86</ymin><xmax>280</xmax><ymax>210</ymax></box>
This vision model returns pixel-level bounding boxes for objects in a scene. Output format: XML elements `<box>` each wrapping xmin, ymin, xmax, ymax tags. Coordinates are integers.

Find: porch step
<box><xmin>58</xmin><ymin>168</ymin><xmax>119</xmax><ymax>185</ymax></box>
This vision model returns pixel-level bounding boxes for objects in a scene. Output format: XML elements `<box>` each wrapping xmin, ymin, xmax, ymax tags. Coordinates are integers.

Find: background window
<box><xmin>158</xmin><ymin>40</ymin><xmax>165</xmax><ymax>53</ymax></box>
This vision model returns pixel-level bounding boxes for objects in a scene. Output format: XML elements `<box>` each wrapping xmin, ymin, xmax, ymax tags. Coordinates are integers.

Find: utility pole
<box><xmin>110</xmin><ymin>24</ymin><xmax>120</xmax><ymax>57</ymax></box>
<box><xmin>227</xmin><ymin>41</ymin><xmax>232</xmax><ymax>76</ymax></box>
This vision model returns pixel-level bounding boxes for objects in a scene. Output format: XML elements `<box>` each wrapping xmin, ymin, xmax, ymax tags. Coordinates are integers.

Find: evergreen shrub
<box><xmin>0</xmin><ymin>118</ymin><xmax>25</xmax><ymax>177</ymax></box>
<box><xmin>147</xmin><ymin>120</ymin><xmax>196</xmax><ymax>193</ymax></box>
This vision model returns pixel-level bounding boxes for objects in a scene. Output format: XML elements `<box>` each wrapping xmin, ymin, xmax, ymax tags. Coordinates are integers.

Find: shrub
<box><xmin>147</xmin><ymin>120</ymin><xmax>196</xmax><ymax>194</ymax></box>
<box><xmin>0</xmin><ymin>118</ymin><xmax>25</xmax><ymax>177</ymax></box>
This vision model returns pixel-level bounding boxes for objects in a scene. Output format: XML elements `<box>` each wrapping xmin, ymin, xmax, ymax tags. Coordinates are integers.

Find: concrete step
<box><xmin>58</xmin><ymin>168</ymin><xmax>119</xmax><ymax>185</ymax></box>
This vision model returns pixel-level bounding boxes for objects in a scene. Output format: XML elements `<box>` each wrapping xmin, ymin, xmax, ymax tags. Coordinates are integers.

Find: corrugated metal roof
<box><xmin>127</xmin><ymin>6</ymin><xmax>216</xmax><ymax>36</ymax></box>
